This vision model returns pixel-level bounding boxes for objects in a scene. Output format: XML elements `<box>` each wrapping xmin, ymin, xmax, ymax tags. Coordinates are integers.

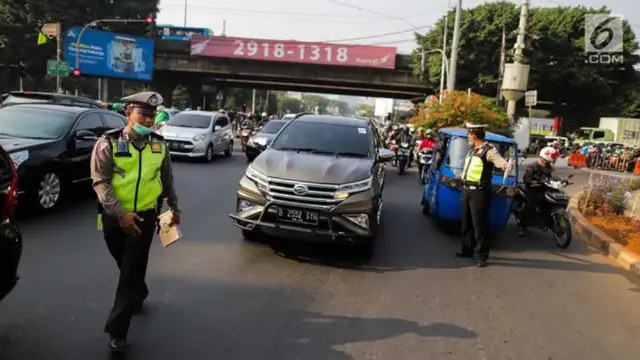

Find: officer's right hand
<box><xmin>119</xmin><ymin>212</ymin><xmax>144</xmax><ymax>235</ymax></box>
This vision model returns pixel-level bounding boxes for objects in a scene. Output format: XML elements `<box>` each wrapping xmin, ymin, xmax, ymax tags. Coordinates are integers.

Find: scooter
<box><xmin>512</xmin><ymin>175</ymin><xmax>573</xmax><ymax>249</ymax></box>
<box><xmin>396</xmin><ymin>141</ymin><xmax>411</xmax><ymax>175</ymax></box>
<box><xmin>417</xmin><ymin>149</ymin><xmax>433</xmax><ymax>184</ymax></box>
<box><xmin>239</xmin><ymin>127</ymin><xmax>252</xmax><ymax>152</ymax></box>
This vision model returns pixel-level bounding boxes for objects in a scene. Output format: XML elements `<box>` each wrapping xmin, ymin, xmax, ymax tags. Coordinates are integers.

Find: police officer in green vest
<box><xmin>455</xmin><ymin>123</ymin><xmax>511</xmax><ymax>267</ymax></box>
<box><xmin>90</xmin><ymin>91</ymin><xmax>181</xmax><ymax>352</ymax></box>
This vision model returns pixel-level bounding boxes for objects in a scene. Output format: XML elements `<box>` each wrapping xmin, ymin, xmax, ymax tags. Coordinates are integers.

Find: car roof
<box><xmin>265</xmin><ymin>120</ymin><xmax>287</xmax><ymax>125</ymax></box>
<box><xmin>2</xmin><ymin>103</ymin><xmax>93</xmax><ymax>114</ymax></box>
<box><xmin>295</xmin><ymin>114</ymin><xmax>369</xmax><ymax>127</ymax></box>
<box><xmin>438</xmin><ymin>127</ymin><xmax>517</xmax><ymax>144</ymax></box>
<box><xmin>175</xmin><ymin>110</ymin><xmax>223</xmax><ymax>116</ymax></box>
<box><xmin>8</xmin><ymin>91</ymin><xmax>98</xmax><ymax>102</ymax></box>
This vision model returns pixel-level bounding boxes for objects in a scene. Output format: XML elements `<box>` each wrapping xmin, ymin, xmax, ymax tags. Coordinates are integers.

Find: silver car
<box><xmin>157</xmin><ymin>111</ymin><xmax>233</xmax><ymax>161</ymax></box>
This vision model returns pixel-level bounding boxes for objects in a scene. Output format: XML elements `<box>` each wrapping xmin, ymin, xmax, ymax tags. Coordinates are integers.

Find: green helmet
<box><xmin>112</xmin><ymin>103</ymin><xmax>124</xmax><ymax>111</ymax></box>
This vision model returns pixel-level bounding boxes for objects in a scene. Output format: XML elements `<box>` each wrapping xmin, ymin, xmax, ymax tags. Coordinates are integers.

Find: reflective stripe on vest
<box><xmin>462</xmin><ymin>145</ymin><xmax>490</xmax><ymax>183</ymax></box>
<box><xmin>111</xmin><ymin>141</ymin><xmax>165</xmax><ymax>212</ymax></box>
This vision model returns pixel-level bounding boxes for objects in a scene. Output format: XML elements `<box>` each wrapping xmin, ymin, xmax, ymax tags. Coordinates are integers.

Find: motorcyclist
<box><xmin>154</xmin><ymin>105</ymin><xmax>170</xmax><ymax>128</ymax></box>
<box><xmin>240</xmin><ymin>116</ymin><xmax>255</xmax><ymax>130</ymax></box>
<box><xmin>393</xmin><ymin>125</ymin><xmax>414</xmax><ymax>167</ymax></box>
<box><xmin>418</xmin><ymin>129</ymin><xmax>436</xmax><ymax>150</ymax></box>
<box><xmin>256</xmin><ymin>112</ymin><xmax>269</xmax><ymax>127</ymax></box>
<box><xmin>518</xmin><ymin>146</ymin><xmax>559</xmax><ymax>236</ymax></box>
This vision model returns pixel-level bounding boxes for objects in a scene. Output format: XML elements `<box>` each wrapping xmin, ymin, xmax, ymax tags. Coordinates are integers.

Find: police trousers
<box><xmin>460</xmin><ymin>188</ymin><xmax>492</xmax><ymax>260</ymax></box>
<box><xmin>103</xmin><ymin>209</ymin><xmax>157</xmax><ymax>337</ymax></box>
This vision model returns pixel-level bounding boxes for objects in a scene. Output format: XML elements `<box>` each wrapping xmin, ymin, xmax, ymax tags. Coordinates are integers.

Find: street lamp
<box><xmin>74</xmin><ymin>17</ymin><xmax>154</xmax><ymax>95</ymax></box>
<box><xmin>420</xmin><ymin>49</ymin><xmax>450</xmax><ymax>102</ymax></box>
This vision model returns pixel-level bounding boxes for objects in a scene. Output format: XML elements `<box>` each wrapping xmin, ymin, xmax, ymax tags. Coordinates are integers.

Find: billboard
<box><xmin>64</xmin><ymin>26</ymin><xmax>155</xmax><ymax>81</ymax></box>
<box><xmin>190</xmin><ymin>36</ymin><xmax>396</xmax><ymax>69</ymax></box>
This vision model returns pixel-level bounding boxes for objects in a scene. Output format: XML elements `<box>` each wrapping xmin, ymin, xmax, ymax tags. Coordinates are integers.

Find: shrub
<box><xmin>578</xmin><ymin>176</ymin><xmax>638</xmax><ymax>215</ymax></box>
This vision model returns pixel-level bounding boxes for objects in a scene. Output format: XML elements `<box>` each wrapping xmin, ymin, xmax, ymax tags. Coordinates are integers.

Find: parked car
<box><xmin>0</xmin><ymin>143</ymin><xmax>22</xmax><ymax>302</ymax></box>
<box><xmin>229</xmin><ymin>115</ymin><xmax>395</xmax><ymax>256</ymax></box>
<box><xmin>0</xmin><ymin>91</ymin><xmax>102</xmax><ymax>109</ymax></box>
<box><xmin>157</xmin><ymin>110</ymin><xmax>233</xmax><ymax>162</ymax></box>
<box><xmin>0</xmin><ymin>103</ymin><xmax>127</xmax><ymax>210</ymax></box>
<box><xmin>245</xmin><ymin>120</ymin><xmax>287</xmax><ymax>161</ymax></box>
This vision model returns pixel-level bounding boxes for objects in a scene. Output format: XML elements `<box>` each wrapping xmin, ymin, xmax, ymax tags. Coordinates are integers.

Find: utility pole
<box><xmin>495</xmin><ymin>25</ymin><xmax>506</xmax><ymax>105</ymax></box>
<box><xmin>55</xmin><ymin>22</ymin><xmax>62</xmax><ymax>93</ymax></box>
<box><xmin>439</xmin><ymin>7</ymin><xmax>449</xmax><ymax>102</ymax></box>
<box><xmin>222</xmin><ymin>20</ymin><xmax>226</xmax><ymax>36</ymax></box>
<box><xmin>184</xmin><ymin>0</ymin><xmax>188</xmax><ymax>26</ymax></box>
<box><xmin>501</xmin><ymin>0</ymin><xmax>530</xmax><ymax>122</ymax></box>
<box><xmin>446</xmin><ymin>0</ymin><xmax>462</xmax><ymax>90</ymax></box>
<box><xmin>251</xmin><ymin>89</ymin><xmax>256</xmax><ymax>114</ymax></box>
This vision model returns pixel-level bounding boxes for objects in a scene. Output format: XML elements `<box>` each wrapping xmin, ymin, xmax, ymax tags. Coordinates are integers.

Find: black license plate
<box><xmin>276</xmin><ymin>207</ymin><xmax>319</xmax><ymax>225</ymax></box>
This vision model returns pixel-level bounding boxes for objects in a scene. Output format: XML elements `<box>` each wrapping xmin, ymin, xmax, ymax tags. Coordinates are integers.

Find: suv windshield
<box><xmin>166</xmin><ymin>113</ymin><xmax>212</xmax><ymax>128</ymax></box>
<box><xmin>0</xmin><ymin>107</ymin><xmax>75</xmax><ymax>139</ymax></box>
<box><xmin>271</xmin><ymin>121</ymin><xmax>371</xmax><ymax>157</ymax></box>
<box><xmin>446</xmin><ymin>137</ymin><xmax>516</xmax><ymax>176</ymax></box>
<box><xmin>260</xmin><ymin>121</ymin><xmax>285</xmax><ymax>134</ymax></box>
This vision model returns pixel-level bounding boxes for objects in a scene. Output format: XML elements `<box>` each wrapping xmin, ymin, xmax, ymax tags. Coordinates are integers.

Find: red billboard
<box><xmin>190</xmin><ymin>36</ymin><xmax>397</xmax><ymax>69</ymax></box>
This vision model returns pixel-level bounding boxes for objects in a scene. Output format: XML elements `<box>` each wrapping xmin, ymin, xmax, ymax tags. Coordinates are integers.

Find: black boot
<box><xmin>108</xmin><ymin>335</ymin><xmax>127</xmax><ymax>352</ymax></box>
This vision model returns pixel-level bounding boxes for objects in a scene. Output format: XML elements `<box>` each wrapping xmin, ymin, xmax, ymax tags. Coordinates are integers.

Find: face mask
<box><xmin>132</xmin><ymin>123</ymin><xmax>152</xmax><ymax>136</ymax></box>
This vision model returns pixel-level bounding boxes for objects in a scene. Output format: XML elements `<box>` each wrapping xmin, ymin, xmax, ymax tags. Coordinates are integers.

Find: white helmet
<box><xmin>539</xmin><ymin>146</ymin><xmax>560</xmax><ymax>162</ymax></box>
<box><xmin>156</xmin><ymin>105</ymin><xmax>165</xmax><ymax>111</ymax></box>
<box><xmin>261</xmin><ymin>112</ymin><xmax>268</xmax><ymax>117</ymax></box>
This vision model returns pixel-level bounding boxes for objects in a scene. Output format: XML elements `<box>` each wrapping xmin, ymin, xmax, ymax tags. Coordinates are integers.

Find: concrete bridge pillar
<box><xmin>149</xmin><ymin>74</ymin><xmax>176</xmax><ymax>108</ymax></box>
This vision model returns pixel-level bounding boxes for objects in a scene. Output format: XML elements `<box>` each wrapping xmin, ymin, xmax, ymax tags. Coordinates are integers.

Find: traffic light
<box><xmin>242</xmin><ymin>102</ymin><xmax>247</xmax><ymax>112</ymax></box>
<box><xmin>146</xmin><ymin>15</ymin><xmax>157</xmax><ymax>38</ymax></box>
<box><xmin>72</xmin><ymin>68</ymin><xmax>81</xmax><ymax>76</ymax></box>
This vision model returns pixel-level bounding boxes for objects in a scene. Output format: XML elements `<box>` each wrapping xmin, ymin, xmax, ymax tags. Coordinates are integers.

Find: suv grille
<box><xmin>266</xmin><ymin>177</ymin><xmax>342</xmax><ymax>210</ymax></box>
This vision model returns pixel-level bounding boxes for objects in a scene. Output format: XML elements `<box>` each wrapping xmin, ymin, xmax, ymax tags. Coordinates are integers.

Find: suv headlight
<box><xmin>245</xmin><ymin>165</ymin><xmax>269</xmax><ymax>191</ymax></box>
<box><xmin>334</xmin><ymin>176</ymin><xmax>373</xmax><ymax>199</ymax></box>
<box><xmin>9</xmin><ymin>150</ymin><xmax>29</xmax><ymax>168</ymax></box>
<box><xmin>193</xmin><ymin>133</ymin><xmax>207</xmax><ymax>141</ymax></box>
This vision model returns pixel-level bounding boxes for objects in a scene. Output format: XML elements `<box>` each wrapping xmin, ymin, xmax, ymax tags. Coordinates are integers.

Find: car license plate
<box><xmin>276</xmin><ymin>207</ymin><xmax>319</xmax><ymax>225</ymax></box>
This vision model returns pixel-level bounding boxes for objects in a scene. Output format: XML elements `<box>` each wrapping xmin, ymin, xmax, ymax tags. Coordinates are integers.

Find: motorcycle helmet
<box><xmin>539</xmin><ymin>146</ymin><xmax>560</xmax><ymax>162</ymax></box>
<box><xmin>261</xmin><ymin>112</ymin><xmax>268</xmax><ymax>117</ymax></box>
<box><xmin>157</xmin><ymin>105</ymin><xmax>165</xmax><ymax>112</ymax></box>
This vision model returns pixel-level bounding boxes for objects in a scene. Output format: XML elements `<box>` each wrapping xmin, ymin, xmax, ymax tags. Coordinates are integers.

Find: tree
<box><xmin>0</xmin><ymin>0</ymin><xmax>159</xmax><ymax>92</ymax></box>
<box><xmin>278</xmin><ymin>96</ymin><xmax>304</xmax><ymax>114</ymax></box>
<box><xmin>356</xmin><ymin>104</ymin><xmax>374</xmax><ymax>117</ymax></box>
<box><xmin>413</xmin><ymin>2</ymin><xmax>640</xmax><ymax>131</ymax></box>
<box><xmin>409</xmin><ymin>91</ymin><xmax>511</xmax><ymax>136</ymax></box>
<box><xmin>301</xmin><ymin>94</ymin><xmax>329</xmax><ymax>114</ymax></box>
<box><xmin>328</xmin><ymin>99</ymin><xmax>350</xmax><ymax>115</ymax></box>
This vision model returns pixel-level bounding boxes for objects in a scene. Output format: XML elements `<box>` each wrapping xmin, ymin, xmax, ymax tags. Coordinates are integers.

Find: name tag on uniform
<box><xmin>150</xmin><ymin>143</ymin><xmax>162</xmax><ymax>153</ymax></box>
<box><xmin>115</xmin><ymin>141</ymin><xmax>131</xmax><ymax>157</ymax></box>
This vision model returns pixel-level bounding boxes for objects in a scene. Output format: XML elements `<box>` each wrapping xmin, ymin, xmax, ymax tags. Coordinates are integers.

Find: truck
<box><xmin>575</xmin><ymin>118</ymin><xmax>640</xmax><ymax>147</ymax></box>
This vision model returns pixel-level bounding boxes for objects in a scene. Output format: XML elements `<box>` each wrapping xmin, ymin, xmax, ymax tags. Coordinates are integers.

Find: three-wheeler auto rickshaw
<box><xmin>421</xmin><ymin>127</ymin><xmax>519</xmax><ymax>228</ymax></box>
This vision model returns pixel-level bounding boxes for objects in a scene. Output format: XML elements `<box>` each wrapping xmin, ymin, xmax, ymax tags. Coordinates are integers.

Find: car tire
<box><xmin>241</xmin><ymin>229</ymin><xmax>260</xmax><ymax>242</ymax></box>
<box><xmin>32</xmin><ymin>171</ymin><xmax>63</xmax><ymax>211</ymax></box>
<box><xmin>204</xmin><ymin>144</ymin><xmax>214</xmax><ymax>162</ymax></box>
<box><xmin>224</xmin><ymin>141</ymin><xmax>233</xmax><ymax>157</ymax></box>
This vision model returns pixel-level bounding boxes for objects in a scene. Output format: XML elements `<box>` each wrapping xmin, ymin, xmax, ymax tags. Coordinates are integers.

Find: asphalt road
<box><xmin>2</xmin><ymin>149</ymin><xmax>640</xmax><ymax>360</ymax></box>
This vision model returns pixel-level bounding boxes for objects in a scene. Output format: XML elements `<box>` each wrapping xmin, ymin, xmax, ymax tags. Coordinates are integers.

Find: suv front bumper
<box><xmin>229</xmin><ymin>177</ymin><xmax>377</xmax><ymax>243</ymax></box>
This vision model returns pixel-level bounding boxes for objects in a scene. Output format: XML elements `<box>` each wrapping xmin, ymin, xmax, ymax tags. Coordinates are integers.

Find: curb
<box><xmin>568</xmin><ymin>193</ymin><xmax>640</xmax><ymax>278</ymax></box>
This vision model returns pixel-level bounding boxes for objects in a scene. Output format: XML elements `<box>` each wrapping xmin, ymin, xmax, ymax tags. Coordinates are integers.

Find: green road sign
<box><xmin>47</xmin><ymin>60</ymin><xmax>69</xmax><ymax>77</ymax></box>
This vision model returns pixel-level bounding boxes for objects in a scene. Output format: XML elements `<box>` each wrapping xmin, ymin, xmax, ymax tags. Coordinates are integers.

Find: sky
<box><xmin>156</xmin><ymin>0</ymin><xmax>640</xmax><ymax>54</ymax></box>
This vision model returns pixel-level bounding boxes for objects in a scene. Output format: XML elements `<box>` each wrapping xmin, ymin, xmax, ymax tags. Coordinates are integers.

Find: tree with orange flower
<box><xmin>408</xmin><ymin>91</ymin><xmax>512</xmax><ymax>137</ymax></box>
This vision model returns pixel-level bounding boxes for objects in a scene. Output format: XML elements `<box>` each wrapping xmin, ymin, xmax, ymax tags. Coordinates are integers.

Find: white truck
<box><xmin>598</xmin><ymin>117</ymin><xmax>640</xmax><ymax>147</ymax></box>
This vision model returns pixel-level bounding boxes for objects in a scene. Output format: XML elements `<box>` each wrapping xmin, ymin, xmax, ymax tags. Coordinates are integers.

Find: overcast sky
<box><xmin>156</xmin><ymin>0</ymin><xmax>639</xmax><ymax>54</ymax></box>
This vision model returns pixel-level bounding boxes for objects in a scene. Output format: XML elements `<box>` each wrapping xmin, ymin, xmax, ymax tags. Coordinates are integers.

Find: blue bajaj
<box><xmin>421</xmin><ymin>128</ymin><xmax>518</xmax><ymax>228</ymax></box>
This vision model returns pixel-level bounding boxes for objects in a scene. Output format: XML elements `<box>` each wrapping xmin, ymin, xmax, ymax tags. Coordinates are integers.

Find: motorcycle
<box><xmin>396</xmin><ymin>141</ymin><xmax>411</xmax><ymax>175</ymax></box>
<box><xmin>387</xmin><ymin>139</ymin><xmax>399</xmax><ymax>166</ymax></box>
<box><xmin>512</xmin><ymin>175</ymin><xmax>573</xmax><ymax>249</ymax></box>
<box><xmin>417</xmin><ymin>148</ymin><xmax>434</xmax><ymax>184</ymax></box>
<box><xmin>239</xmin><ymin>127</ymin><xmax>252</xmax><ymax>152</ymax></box>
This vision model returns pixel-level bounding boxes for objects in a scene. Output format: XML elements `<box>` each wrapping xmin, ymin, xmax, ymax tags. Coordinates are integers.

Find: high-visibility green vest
<box><xmin>111</xmin><ymin>140</ymin><xmax>166</xmax><ymax>212</ymax></box>
<box><xmin>462</xmin><ymin>144</ymin><xmax>491</xmax><ymax>184</ymax></box>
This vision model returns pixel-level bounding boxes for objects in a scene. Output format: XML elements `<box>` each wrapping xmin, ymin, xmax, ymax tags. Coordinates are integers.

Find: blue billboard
<box><xmin>64</xmin><ymin>26</ymin><xmax>154</xmax><ymax>81</ymax></box>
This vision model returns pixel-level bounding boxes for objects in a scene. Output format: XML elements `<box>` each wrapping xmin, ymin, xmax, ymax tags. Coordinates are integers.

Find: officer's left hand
<box><xmin>170</xmin><ymin>210</ymin><xmax>181</xmax><ymax>226</ymax></box>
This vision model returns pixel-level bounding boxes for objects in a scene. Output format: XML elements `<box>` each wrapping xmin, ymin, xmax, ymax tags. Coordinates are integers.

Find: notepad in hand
<box><xmin>157</xmin><ymin>211</ymin><xmax>182</xmax><ymax>247</ymax></box>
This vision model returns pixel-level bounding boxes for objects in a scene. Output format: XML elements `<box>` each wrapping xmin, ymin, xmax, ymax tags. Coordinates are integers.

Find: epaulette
<box><xmin>104</xmin><ymin>128</ymin><xmax>124</xmax><ymax>139</ymax></box>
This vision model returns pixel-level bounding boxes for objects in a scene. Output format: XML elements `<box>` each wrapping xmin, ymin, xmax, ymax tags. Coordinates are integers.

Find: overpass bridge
<box><xmin>151</xmin><ymin>38</ymin><xmax>433</xmax><ymax>107</ymax></box>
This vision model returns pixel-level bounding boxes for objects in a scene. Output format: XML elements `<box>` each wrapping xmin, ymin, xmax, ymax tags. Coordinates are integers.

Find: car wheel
<box><xmin>35</xmin><ymin>171</ymin><xmax>62</xmax><ymax>210</ymax></box>
<box><xmin>241</xmin><ymin>229</ymin><xmax>260</xmax><ymax>242</ymax></box>
<box><xmin>204</xmin><ymin>144</ymin><xmax>214</xmax><ymax>162</ymax></box>
<box><xmin>224</xmin><ymin>141</ymin><xmax>233</xmax><ymax>157</ymax></box>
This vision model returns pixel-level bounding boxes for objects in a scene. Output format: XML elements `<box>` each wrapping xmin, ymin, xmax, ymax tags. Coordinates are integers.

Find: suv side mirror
<box><xmin>377</xmin><ymin>148</ymin><xmax>395</xmax><ymax>162</ymax></box>
<box><xmin>75</xmin><ymin>129</ymin><xmax>98</xmax><ymax>141</ymax></box>
<box><xmin>213</xmin><ymin>125</ymin><xmax>222</xmax><ymax>132</ymax></box>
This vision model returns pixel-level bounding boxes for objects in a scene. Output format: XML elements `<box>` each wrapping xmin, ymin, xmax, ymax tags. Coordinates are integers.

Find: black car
<box><xmin>245</xmin><ymin>120</ymin><xmax>287</xmax><ymax>161</ymax></box>
<box><xmin>0</xmin><ymin>143</ymin><xmax>22</xmax><ymax>302</ymax></box>
<box><xmin>230</xmin><ymin>115</ymin><xmax>396</xmax><ymax>255</ymax></box>
<box><xmin>0</xmin><ymin>103</ymin><xmax>127</xmax><ymax>210</ymax></box>
<box><xmin>1</xmin><ymin>91</ymin><xmax>102</xmax><ymax>109</ymax></box>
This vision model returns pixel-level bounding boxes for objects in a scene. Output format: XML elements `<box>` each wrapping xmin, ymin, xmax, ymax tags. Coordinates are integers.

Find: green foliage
<box><xmin>578</xmin><ymin>177</ymin><xmax>640</xmax><ymax>215</ymax></box>
<box><xmin>413</xmin><ymin>3</ymin><xmax>640</xmax><ymax>131</ymax></box>
<box><xmin>356</xmin><ymin>104</ymin><xmax>374</xmax><ymax>117</ymax></box>
<box><xmin>278</xmin><ymin>96</ymin><xmax>304</xmax><ymax>114</ymax></box>
<box><xmin>172</xmin><ymin>85</ymin><xmax>189</xmax><ymax>107</ymax></box>
<box><xmin>301</xmin><ymin>94</ymin><xmax>329</xmax><ymax>114</ymax></box>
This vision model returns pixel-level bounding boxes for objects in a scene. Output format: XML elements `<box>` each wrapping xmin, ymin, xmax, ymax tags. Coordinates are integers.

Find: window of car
<box><xmin>102</xmin><ymin>113</ymin><xmax>127</xmax><ymax>129</ymax></box>
<box><xmin>592</xmin><ymin>130</ymin><xmax>606</xmax><ymax>139</ymax></box>
<box><xmin>166</xmin><ymin>113</ymin><xmax>213</xmax><ymax>129</ymax></box>
<box><xmin>260</xmin><ymin>121</ymin><xmax>285</xmax><ymax>134</ymax></box>
<box><xmin>271</xmin><ymin>121</ymin><xmax>372</xmax><ymax>157</ymax></box>
<box><xmin>75</xmin><ymin>113</ymin><xmax>105</xmax><ymax>136</ymax></box>
<box><xmin>0</xmin><ymin>107</ymin><xmax>76</xmax><ymax>139</ymax></box>
<box><xmin>214</xmin><ymin>116</ymin><xmax>229</xmax><ymax>128</ymax></box>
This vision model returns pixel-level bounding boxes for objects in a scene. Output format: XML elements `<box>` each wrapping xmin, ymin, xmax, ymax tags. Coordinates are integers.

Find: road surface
<box><xmin>1</xmin><ymin>149</ymin><xmax>639</xmax><ymax>360</ymax></box>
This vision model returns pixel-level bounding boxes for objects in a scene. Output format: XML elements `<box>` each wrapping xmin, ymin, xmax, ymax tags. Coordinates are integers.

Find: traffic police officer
<box><xmin>456</xmin><ymin>123</ymin><xmax>511</xmax><ymax>267</ymax></box>
<box><xmin>90</xmin><ymin>91</ymin><xmax>181</xmax><ymax>352</ymax></box>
